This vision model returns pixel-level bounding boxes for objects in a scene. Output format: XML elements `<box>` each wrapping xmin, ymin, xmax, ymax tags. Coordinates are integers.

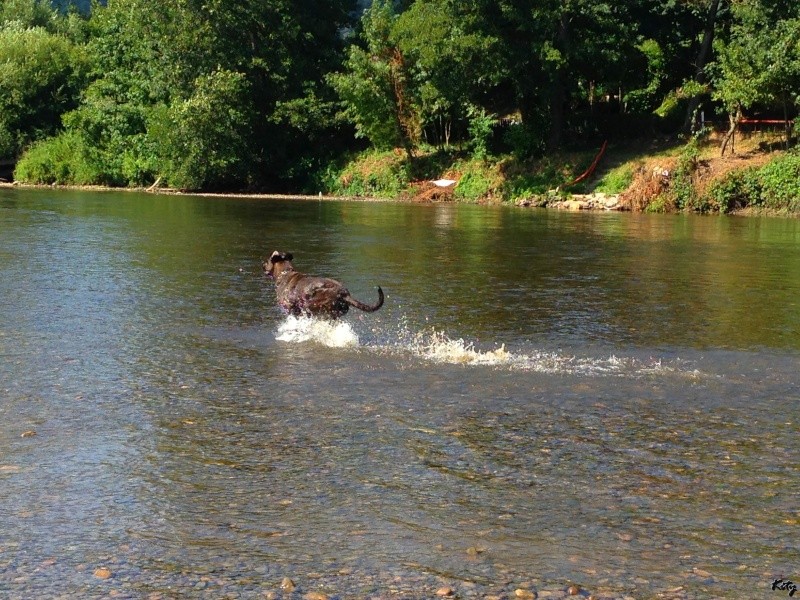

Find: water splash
<box><xmin>275</xmin><ymin>315</ymin><xmax>359</xmax><ymax>348</ymax></box>
<box><xmin>396</xmin><ymin>326</ymin><xmax>630</xmax><ymax>375</ymax></box>
<box><xmin>274</xmin><ymin>316</ymin><xmax>699</xmax><ymax>378</ymax></box>
<box><xmin>405</xmin><ymin>328</ymin><xmax>515</xmax><ymax>366</ymax></box>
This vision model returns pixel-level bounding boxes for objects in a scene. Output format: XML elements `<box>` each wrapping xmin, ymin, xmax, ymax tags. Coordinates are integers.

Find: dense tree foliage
<box><xmin>1</xmin><ymin>0</ymin><xmax>798</xmax><ymax>190</ymax></box>
<box><xmin>712</xmin><ymin>0</ymin><xmax>800</xmax><ymax>154</ymax></box>
<box><xmin>0</xmin><ymin>0</ymin><xmax>88</xmax><ymax>159</ymax></box>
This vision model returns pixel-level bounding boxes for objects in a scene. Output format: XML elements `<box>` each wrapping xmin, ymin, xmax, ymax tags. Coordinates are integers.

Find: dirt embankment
<box><xmin>622</xmin><ymin>146</ymin><xmax>776</xmax><ymax>210</ymax></box>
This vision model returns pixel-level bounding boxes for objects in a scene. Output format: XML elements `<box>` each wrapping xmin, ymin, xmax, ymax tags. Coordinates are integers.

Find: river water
<box><xmin>1</xmin><ymin>188</ymin><xmax>798</xmax><ymax>600</ymax></box>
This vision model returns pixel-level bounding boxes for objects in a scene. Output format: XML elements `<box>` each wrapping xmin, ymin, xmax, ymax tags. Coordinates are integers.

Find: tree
<box><xmin>149</xmin><ymin>70</ymin><xmax>254</xmax><ymax>190</ymax></box>
<box><xmin>470</xmin><ymin>0</ymin><xmax>645</xmax><ymax>149</ymax></box>
<box><xmin>330</xmin><ymin>0</ymin><xmax>418</xmax><ymax>157</ymax></box>
<box><xmin>680</xmin><ymin>0</ymin><xmax>723</xmax><ymax>134</ymax></box>
<box><xmin>0</xmin><ymin>19</ymin><xmax>88</xmax><ymax>159</ymax></box>
<box><xmin>20</xmin><ymin>0</ymin><xmax>356</xmax><ymax>188</ymax></box>
<box><xmin>0</xmin><ymin>0</ymin><xmax>89</xmax><ymax>160</ymax></box>
<box><xmin>712</xmin><ymin>0</ymin><xmax>800</xmax><ymax>154</ymax></box>
<box><xmin>392</xmin><ymin>0</ymin><xmax>502</xmax><ymax>149</ymax></box>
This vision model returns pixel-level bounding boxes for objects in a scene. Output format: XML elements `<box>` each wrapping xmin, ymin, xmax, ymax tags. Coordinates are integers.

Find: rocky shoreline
<box><xmin>515</xmin><ymin>192</ymin><xmax>625</xmax><ymax>212</ymax></box>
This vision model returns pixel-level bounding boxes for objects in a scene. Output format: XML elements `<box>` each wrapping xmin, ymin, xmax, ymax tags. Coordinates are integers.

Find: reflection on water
<box><xmin>0</xmin><ymin>188</ymin><xmax>798</xmax><ymax>599</ymax></box>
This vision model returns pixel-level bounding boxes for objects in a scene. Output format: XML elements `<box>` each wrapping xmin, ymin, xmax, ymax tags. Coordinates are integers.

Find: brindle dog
<box><xmin>264</xmin><ymin>251</ymin><xmax>384</xmax><ymax>318</ymax></box>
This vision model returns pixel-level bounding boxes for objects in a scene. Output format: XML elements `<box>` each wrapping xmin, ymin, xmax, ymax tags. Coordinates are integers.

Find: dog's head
<box><xmin>263</xmin><ymin>250</ymin><xmax>295</xmax><ymax>279</ymax></box>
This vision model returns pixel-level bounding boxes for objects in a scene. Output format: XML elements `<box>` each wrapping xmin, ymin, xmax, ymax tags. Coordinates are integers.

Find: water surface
<box><xmin>1</xmin><ymin>189</ymin><xmax>798</xmax><ymax>599</ymax></box>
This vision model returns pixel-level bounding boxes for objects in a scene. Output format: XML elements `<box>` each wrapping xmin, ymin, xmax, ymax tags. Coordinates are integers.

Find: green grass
<box><xmin>593</xmin><ymin>164</ymin><xmax>635</xmax><ymax>194</ymax></box>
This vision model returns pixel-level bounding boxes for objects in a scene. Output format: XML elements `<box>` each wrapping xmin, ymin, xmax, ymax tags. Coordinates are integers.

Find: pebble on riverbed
<box><xmin>280</xmin><ymin>576</ymin><xmax>296</xmax><ymax>591</ymax></box>
<box><xmin>93</xmin><ymin>567</ymin><xmax>113</xmax><ymax>579</ymax></box>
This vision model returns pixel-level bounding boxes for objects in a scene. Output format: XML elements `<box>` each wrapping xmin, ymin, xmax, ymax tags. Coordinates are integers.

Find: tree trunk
<box><xmin>548</xmin><ymin>77</ymin><xmax>565</xmax><ymax>150</ymax></box>
<box><xmin>720</xmin><ymin>105</ymin><xmax>741</xmax><ymax>157</ymax></box>
<box><xmin>783</xmin><ymin>92</ymin><xmax>791</xmax><ymax>150</ymax></box>
<box><xmin>389</xmin><ymin>49</ymin><xmax>415</xmax><ymax>161</ymax></box>
<box><xmin>547</xmin><ymin>13</ymin><xmax>570</xmax><ymax>150</ymax></box>
<box><xmin>682</xmin><ymin>0</ymin><xmax>721</xmax><ymax>135</ymax></box>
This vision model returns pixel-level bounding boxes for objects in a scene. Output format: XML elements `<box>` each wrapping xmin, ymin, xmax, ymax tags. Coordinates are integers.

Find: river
<box><xmin>1</xmin><ymin>188</ymin><xmax>798</xmax><ymax>599</ymax></box>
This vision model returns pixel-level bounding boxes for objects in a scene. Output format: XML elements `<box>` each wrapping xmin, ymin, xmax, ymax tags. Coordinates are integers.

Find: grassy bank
<box><xmin>317</xmin><ymin>131</ymin><xmax>800</xmax><ymax>215</ymax></box>
<box><xmin>11</xmin><ymin>132</ymin><xmax>798</xmax><ymax>215</ymax></box>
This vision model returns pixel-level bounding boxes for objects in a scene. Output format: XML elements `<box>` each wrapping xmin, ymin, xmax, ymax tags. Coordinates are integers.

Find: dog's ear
<box><xmin>269</xmin><ymin>251</ymin><xmax>294</xmax><ymax>264</ymax></box>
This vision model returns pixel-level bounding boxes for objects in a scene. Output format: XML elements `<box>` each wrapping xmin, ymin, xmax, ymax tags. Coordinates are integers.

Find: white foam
<box><xmin>407</xmin><ymin>329</ymin><xmax>514</xmax><ymax>366</ymax></box>
<box><xmin>274</xmin><ymin>316</ymin><xmax>697</xmax><ymax>378</ymax></box>
<box><xmin>398</xmin><ymin>327</ymin><xmax>629</xmax><ymax>374</ymax></box>
<box><xmin>275</xmin><ymin>315</ymin><xmax>360</xmax><ymax>348</ymax></box>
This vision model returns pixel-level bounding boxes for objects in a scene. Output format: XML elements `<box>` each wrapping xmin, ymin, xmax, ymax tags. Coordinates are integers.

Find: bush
<box><xmin>704</xmin><ymin>152</ymin><xmax>800</xmax><ymax>213</ymax></box>
<box><xmin>466</xmin><ymin>104</ymin><xmax>496</xmax><ymax>160</ymax></box>
<box><xmin>643</xmin><ymin>194</ymin><xmax>675</xmax><ymax>213</ymax></box>
<box><xmin>706</xmin><ymin>168</ymin><xmax>762</xmax><ymax>213</ymax></box>
<box><xmin>670</xmin><ymin>139</ymin><xmax>701</xmax><ymax>211</ymax></box>
<box><xmin>503</xmin><ymin>161</ymin><xmax>561</xmax><ymax>199</ymax></box>
<box><xmin>758</xmin><ymin>153</ymin><xmax>800</xmax><ymax>212</ymax></box>
<box><xmin>14</xmin><ymin>131</ymin><xmax>105</xmax><ymax>185</ymax></box>
<box><xmin>324</xmin><ymin>149</ymin><xmax>411</xmax><ymax>197</ymax></box>
<box><xmin>454</xmin><ymin>158</ymin><xmax>502</xmax><ymax>201</ymax></box>
<box><xmin>502</xmin><ymin>121</ymin><xmax>546</xmax><ymax>160</ymax></box>
<box><xmin>149</xmin><ymin>70</ymin><xmax>254</xmax><ymax>190</ymax></box>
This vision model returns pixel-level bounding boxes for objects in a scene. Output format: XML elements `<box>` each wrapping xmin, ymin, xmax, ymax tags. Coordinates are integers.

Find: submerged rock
<box><xmin>280</xmin><ymin>577</ymin><xmax>296</xmax><ymax>592</ymax></box>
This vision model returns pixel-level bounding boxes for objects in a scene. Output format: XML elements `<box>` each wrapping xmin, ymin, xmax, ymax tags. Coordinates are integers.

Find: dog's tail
<box><xmin>345</xmin><ymin>286</ymin><xmax>384</xmax><ymax>313</ymax></box>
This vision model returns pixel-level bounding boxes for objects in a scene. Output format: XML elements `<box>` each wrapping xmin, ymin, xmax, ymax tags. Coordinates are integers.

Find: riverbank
<box><xmin>320</xmin><ymin>131</ymin><xmax>799</xmax><ymax>215</ymax></box>
<box><xmin>3</xmin><ymin>131</ymin><xmax>798</xmax><ymax>216</ymax></box>
<box><xmin>0</xmin><ymin>181</ymin><xmax>386</xmax><ymax>204</ymax></box>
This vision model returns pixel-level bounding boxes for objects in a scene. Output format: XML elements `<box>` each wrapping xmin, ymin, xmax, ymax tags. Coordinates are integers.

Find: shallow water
<box><xmin>1</xmin><ymin>189</ymin><xmax>798</xmax><ymax>599</ymax></box>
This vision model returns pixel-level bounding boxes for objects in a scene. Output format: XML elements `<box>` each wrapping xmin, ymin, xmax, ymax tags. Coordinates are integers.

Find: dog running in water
<box><xmin>263</xmin><ymin>251</ymin><xmax>384</xmax><ymax>319</ymax></box>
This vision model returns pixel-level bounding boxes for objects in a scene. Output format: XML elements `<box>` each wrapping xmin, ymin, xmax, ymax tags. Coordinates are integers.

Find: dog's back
<box><xmin>264</xmin><ymin>251</ymin><xmax>383</xmax><ymax>318</ymax></box>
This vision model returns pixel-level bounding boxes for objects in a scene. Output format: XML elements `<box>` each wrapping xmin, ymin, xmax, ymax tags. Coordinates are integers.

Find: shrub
<box><xmin>670</xmin><ymin>139</ymin><xmax>701</xmax><ymax>211</ymax></box>
<box><xmin>503</xmin><ymin>162</ymin><xmax>561</xmax><ymax>199</ymax></box>
<box><xmin>702</xmin><ymin>153</ymin><xmax>800</xmax><ymax>214</ymax></box>
<box><xmin>619</xmin><ymin>162</ymin><xmax>673</xmax><ymax>212</ymax></box>
<box><xmin>706</xmin><ymin>168</ymin><xmax>762</xmax><ymax>213</ymax></box>
<box><xmin>0</xmin><ymin>22</ymin><xmax>88</xmax><ymax>159</ymax></box>
<box><xmin>454</xmin><ymin>158</ymin><xmax>502</xmax><ymax>201</ymax></box>
<box><xmin>502</xmin><ymin>121</ymin><xmax>546</xmax><ymax>160</ymax></box>
<box><xmin>14</xmin><ymin>130</ymin><xmax>105</xmax><ymax>185</ymax></box>
<box><xmin>466</xmin><ymin>104</ymin><xmax>496</xmax><ymax>161</ymax></box>
<box><xmin>643</xmin><ymin>194</ymin><xmax>675</xmax><ymax>213</ymax></box>
<box><xmin>325</xmin><ymin>149</ymin><xmax>411</xmax><ymax>197</ymax></box>
<box><xmin>758</xmin><ymin>152</ymin><xmax>800</xmax><ymax>212</ymax></box>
